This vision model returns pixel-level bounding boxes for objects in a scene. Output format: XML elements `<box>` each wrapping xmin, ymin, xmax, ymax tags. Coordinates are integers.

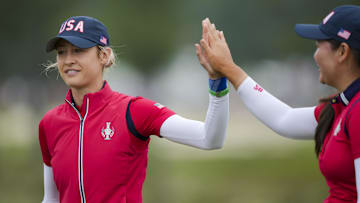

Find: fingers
<box><xmin>202</xmin><ymin>19</ymin><xmax>208</xmax><ymax>43</ymax></box>
<box><xmin>202</xmin><ymin>18</ymin><xmax>223</xmax><ymax>48</ymax></box>
<box><xmin>200</xmin><ymin>38</ymin><xmax>211</xmax><ymax>54</ymax></box>
<box><xmin>207</xmin><ymin>19</ymin><xmax>219</xmax><ymax>41</ymax></box>
<box><xmin>195</xmin><ymin>43</ymin><xmax>206</xmax><ymax>65</ymax></box>
<box><xmin>195</xmin><ymin>43</ymin><xmax>202</xmax><ymax>59</ymax></box>
<box><xmin>217</xmin><ymin>30</ymin><xmax>222</xmax><ymax>40</ymax></box>
<box><xmin>220</xmin><ymin>31</ymin><xmax>226</xmax><ymax>42</ymax></box>
<box><xmin>195</xmin><ymin>43</ymin><xmax>213</xmax><ymax>74</ymax></box>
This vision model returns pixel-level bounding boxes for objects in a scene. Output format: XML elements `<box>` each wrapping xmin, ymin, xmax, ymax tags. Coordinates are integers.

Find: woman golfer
<box><xmin>197</xmin><ymin>5</ymin><xmax>360</xmax><ymax>203</ymax></box>
<box><xmin>39</xmin><ymin>16</ymin><xmax>229</xmax><ymax>203</ymax></box>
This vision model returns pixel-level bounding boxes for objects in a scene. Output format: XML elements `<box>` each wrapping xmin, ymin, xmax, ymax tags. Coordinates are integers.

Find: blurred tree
<box><xmin>1</xmin><ymin>0</ymin><xmax>359</xmax><ymax>81</ymax></box>
<box><xmin>104</xmin><ymin>0</ymin><xmax>183</xmax><ymax>77</ymax></box>
<box><xmin>0</xmin><ymin>0</ymin><xmax>59</xmax><ymax>79</ymax></box>
<box><xmin>176</xmin><ymin>0</ymin><xmax>360</xmax><ymax>65</ymax></box>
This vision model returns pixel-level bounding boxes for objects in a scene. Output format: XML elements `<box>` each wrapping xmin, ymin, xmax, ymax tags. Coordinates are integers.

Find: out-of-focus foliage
<box><xmin>1</xmin><ymin>0</ymin><xmax>359</xmax><ymax>79</ymax></box>
<box><xmin>0</xmin><ymin>144</ymin><xmax>327</xmax><ymax>203</ymax></box>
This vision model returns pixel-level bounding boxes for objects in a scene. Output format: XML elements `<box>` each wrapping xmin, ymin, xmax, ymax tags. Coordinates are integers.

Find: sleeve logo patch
<box><xmin>253</xmin><ymin>84</ymin><xmax>263</xmax><ymax>92</ymax></box>
<box><xmin>154</xmin><ymin>103</ymin><xmax>164</xmax><ymax>109</ymax></box>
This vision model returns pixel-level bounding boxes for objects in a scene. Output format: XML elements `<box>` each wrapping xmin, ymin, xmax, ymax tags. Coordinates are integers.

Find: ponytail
<box><xmin>314</xmin><ymin>97</ymin><xmax>335</xmax><ymax>157</ymax></box>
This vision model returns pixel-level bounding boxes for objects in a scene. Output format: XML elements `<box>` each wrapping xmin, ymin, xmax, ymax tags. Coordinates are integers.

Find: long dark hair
<box><xmin>314</xmin><ymin>97</ymin><xmax>335</xmax><ymax>156</ymax></box>
<box><xmin>314</xmin><ymin>39</ymin><xmax>360</xmax><ymax>156</ymax></box>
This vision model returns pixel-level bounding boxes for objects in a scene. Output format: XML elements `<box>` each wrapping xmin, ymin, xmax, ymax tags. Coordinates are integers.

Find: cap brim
<box><xmin>46</xmin><ymin>36</ymin><xmax>98</xmax><ymax>52</ymax></box>
<box><xmin>295</xmin><ymin>24</ymin><xmax>331</xmax><ymax>40</ymax></box>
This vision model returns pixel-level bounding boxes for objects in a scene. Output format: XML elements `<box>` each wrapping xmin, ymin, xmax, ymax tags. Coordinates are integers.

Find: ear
<box><xmin>99</xmin><ymin>47</ymin><xmax>112</xmax><ymax>67</ymax></box>
<box><xmin>337</xmin><ymin>42</ymin><xmax>351</xmax><ymax>63</ymax></box>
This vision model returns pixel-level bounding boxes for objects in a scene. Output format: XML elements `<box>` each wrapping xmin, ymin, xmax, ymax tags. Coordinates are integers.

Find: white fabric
<box><xmin>161</xmin><ymin>94</ymin><xmax>229</xmax><ymax>149</ymax></box>
<box><xmin>236</xmin><ymin>76</ymin><xmax>317</xmax><ymax>140</ymax></box>
<box><xmin>355</xmin><ymin>158</ymin><xmax>360</xmax><ymax>203</ymax></box>
<box><xmin>42</xmin><ymin>164</ymin><xmax>59</xmax><ymax>203</ymax></box>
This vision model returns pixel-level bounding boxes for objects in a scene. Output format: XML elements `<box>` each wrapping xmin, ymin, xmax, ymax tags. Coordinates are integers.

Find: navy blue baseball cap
<box><xmin>46</xmin><ymin>16</ymin><xmax>110</xmax><ymax>52</ymax></box>
<box><xmin>295</xmin><ymin>5</ymin><xmax>360</xmax><ymax>50</ymax></box>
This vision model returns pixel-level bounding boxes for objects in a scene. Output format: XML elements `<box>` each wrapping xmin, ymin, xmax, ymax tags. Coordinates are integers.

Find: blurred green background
<box><xmin>1</xmin><ymin>0</ymin><xmax>359</xmax><ymax>202</ymax></box>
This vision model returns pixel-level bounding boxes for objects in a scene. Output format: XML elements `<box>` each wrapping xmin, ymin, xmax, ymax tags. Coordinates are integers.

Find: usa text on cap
<box><xmin>46</xmin><ymin>16</ymin><xmax>110</xmax><ymax>52</ymax></box>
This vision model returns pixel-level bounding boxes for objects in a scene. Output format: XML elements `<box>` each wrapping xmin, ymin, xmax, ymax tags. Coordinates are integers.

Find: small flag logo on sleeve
<box><xmin>154</xmin><ymin>103</ymin><xmax>164</xmax><ymax>109</ymax></box>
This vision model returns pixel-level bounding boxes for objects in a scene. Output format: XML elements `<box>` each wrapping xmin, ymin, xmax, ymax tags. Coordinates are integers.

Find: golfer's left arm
<box><xmin>160</xmin><ymin>90</ymin><xmax>229</xmax><ymax>150</ymax></box>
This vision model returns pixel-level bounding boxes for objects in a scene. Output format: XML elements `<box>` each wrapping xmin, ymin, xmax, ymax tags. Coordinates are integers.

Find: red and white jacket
<box><xmin>39</xmin><ymin>81</ymin><xmax>229</xmax><ymax>203</ymax></box>
<box><xmin>39</xmin><ymin>82</ymin><xmax>175</xmax><ymax>203</ymax></box>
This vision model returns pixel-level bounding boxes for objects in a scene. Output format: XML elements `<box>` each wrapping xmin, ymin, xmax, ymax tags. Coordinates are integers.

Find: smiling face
<box><xmin>56</xmin><ymin>40</ymin><xmax>105</xmax><ymax>91</ymax></box>
<box><xmin>313</xmin><ymin>40</ymin><xmax>339</xmax><ymax>87</ymax></box>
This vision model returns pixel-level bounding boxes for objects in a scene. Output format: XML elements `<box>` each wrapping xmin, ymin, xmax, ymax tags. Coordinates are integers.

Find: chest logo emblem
<box><xmin>101</xmin><ymin>122</ymin><xmax>115</xmax><ymax>140</ymax></box>
<box><xmin>333</xmin><ymin>119</ymin><xmax>342</xmax><ymax>136</ymax></box>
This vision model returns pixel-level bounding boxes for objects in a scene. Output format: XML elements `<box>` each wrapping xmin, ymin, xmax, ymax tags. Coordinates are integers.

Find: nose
<box><xmin>63</xmin><ymin>52</ymin><xmax>76</xmax><ymax>66</ymax></box>
<box><xmin>313</xmin><ymin>48</ymin><xmax>319</xmax><ymax>62</ymax></box>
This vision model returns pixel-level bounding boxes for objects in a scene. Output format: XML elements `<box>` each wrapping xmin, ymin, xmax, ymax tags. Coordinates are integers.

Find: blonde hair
<box><xmin>42</xmin><ymin>46</ymin><xmax>117</xmax><ymax>75</ymax></box>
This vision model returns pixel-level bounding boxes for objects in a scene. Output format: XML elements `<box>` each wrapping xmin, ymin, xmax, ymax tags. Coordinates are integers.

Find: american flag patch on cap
<box><xmin>100</xmin><ymin>36</ymin><xmax>108</xmax><ymax>45</ymax></box>
<box><xmin>337</xmin><ymin>28</ymin><xmax>351</xmax><ymax>40</ymax></box>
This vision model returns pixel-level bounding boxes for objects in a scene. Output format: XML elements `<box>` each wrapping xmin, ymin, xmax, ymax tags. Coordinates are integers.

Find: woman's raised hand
<box><xmin>197</xmin><ymin>18</ymin><xmax>248</xmax><ymax>89</ymax></box>
<box><xmin>195</xmin><ymin>18</ymin><xmax>224</xmax><ymax>79</ymax></box>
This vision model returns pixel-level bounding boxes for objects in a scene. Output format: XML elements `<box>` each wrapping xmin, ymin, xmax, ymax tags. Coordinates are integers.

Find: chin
<box><xmin>63</xmin><ymin>79</ymin><xmax>84</xmax><ymax>89</ymax></box>
<box><xmin>319</xmin><ymin>75</ymin><xmax>326</xmax><ymax>84</ymax></box>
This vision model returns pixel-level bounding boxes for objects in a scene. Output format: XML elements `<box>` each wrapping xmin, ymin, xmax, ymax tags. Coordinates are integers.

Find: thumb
<box><xmin>220</xmin><ymin>31</ymin><xmax>227</xmax><ymax>43</ymax></box>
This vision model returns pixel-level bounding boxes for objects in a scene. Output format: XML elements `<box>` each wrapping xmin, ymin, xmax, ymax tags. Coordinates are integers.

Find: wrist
<box><xmin>222</xmin><ymin>64</ymin><xmax>248</xmax><ymax>90</ymax></box>
<box><xmin>208</xmin><ymin>73</ymin><xmax>223</xmax><ymax>80</ymax></box>
<box><xmin>209</xmin><ymin>77</ymin><xmax>229</xmax><ymax>97</ymax></box>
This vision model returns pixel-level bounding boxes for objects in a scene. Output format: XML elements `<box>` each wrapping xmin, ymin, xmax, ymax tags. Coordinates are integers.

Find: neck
<box><xmin>335</xmin><ymin>64</ymin><xmax>360</xmax><ymax>92</ymax></box>
<box><xmin>71</xmin><ymin>80</ymin><xmax>104</xmax><ymax>108</ymax></box>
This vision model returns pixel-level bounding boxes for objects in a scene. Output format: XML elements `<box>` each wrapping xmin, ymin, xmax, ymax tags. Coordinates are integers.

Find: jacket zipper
<box><xmin>66</xmin><ymin>98</ymin><xmax>89</xmax><ymax>203</ymax></box>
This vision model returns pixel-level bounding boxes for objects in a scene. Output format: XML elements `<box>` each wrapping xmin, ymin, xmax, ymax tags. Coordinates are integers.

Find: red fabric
<box><xmin>38</xmin><ymin>82</ymin><xmax>175</xmax><ymax>203</ymax></box>
<box><xmin>315</xmin><ymin>94</ymin><xmax>360</xmax><ymax>203</ymax></box>
<box><xmin>347</xmin><ymin>101</ymin><xmax>360</xmax><ymax>159</ymax></box>
<box><xmin>130</xmin><ymin>96</ymin><xmax>175</xmax><ymax>137</ymax></box>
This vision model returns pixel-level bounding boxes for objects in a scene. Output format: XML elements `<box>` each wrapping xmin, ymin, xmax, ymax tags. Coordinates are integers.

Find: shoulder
<box><xmin>346</xmin><ymin>94</ymin><xmax>360</xmax><ymax>118</ymax></box>
<box><xmin>39</xmin><ymin>103</ymin><xmax>67</xmax><ymax>127</ymax></box>
<box><xmin>131</xmin><ymin>96</ymin><xmax>157</xmax><ymax>107</ymax></box>
<box><xmin>129</xmin><ymin>96</ymin><xmax>171</xmax><ymax>113</ymax></box>
<box><xmin>128</xmin><ymin>96</ymin><xmax>175</xmax><ymax>136</ymax></box>
<box><xmin>107</xmin><ymin>91</ymin><xmax>133</xmax><ymax>106</ymax></box>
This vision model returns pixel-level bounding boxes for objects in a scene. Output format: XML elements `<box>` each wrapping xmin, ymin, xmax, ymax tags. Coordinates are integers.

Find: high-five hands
<box><xmin>195</xmin><ymin>18</ymin><xmax>224</xmax><ymax>79</ymax></box>
<box><xmin>195</xmin><ymin>18</ymin><xmax>248</xmax><ymax>89</ymax></box>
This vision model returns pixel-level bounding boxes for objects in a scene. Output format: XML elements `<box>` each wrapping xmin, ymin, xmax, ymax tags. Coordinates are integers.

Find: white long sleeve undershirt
<box><xmin>161</xmin><ymin>94</ymin><xmax>229</xmax><ymax>149</ymax></box>
<box><xmin>42</xmin><ymin>164</ymin><xmax>59</xmax><ymax>203</ymax></box>
<box><xmin>236</xmin><ymin>76</ymin><xmax>317</xmax><ymax>140</ymax></box>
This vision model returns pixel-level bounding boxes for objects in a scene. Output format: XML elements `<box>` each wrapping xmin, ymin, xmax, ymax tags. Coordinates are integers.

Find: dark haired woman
<box><xmin>197</xmin><ymin>5</ymin><xmax>360</xmax><ymax>203</ymax></box>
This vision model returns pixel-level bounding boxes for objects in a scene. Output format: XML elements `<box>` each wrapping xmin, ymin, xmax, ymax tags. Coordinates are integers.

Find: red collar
<box><xmin>64</xmin><ymin>81</ymin><xmax>114</xmax><ymax>116</ymax></box>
